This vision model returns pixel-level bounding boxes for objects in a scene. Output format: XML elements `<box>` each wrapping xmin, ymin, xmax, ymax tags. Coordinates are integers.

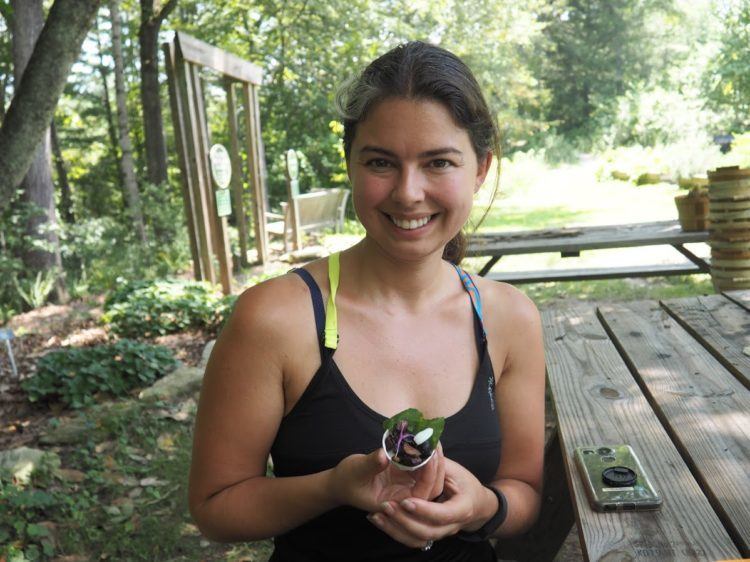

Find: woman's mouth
<box><xmin>387</xmin><ymin>214</ymin><xmax>435</xmax><ymax>230</ymax></box>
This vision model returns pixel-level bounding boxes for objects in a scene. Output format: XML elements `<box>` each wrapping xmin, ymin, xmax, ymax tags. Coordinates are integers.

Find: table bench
<box><xmin>497</xmin><ymin>290</ymin><xmax>750</xmax><ymax>561</ymax></box>
<box><xmin>267</xmin><ymin>188</ymin><xmax>349</xmax><ymax>252</ymax></box>
<box><xmin>467</xmin><ymin>220</ymin><xmax>710</xmax><ymax>282</ymax></box>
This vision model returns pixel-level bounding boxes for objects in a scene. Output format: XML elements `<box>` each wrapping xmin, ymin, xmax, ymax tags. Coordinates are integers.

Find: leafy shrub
<box><xmin>0</xmin><ymin>469</ymin><xmax>59</xmax><ymax>560</ymax></box>
<box><xmin>21</xmin><ymin>339</ymin><xmax>177</xmax><ymax>408</ymax></box>
<box><xmin>102</xmin><ymin>278</ymin><xmax>236</xmax><ymax>338</ymax></box>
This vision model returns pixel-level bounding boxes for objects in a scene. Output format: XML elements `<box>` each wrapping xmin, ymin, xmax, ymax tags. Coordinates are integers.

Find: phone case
<box><xmin>574</xmin><ymin>445</ymin><xmax>662</xmax><ymax>512</ymax></box>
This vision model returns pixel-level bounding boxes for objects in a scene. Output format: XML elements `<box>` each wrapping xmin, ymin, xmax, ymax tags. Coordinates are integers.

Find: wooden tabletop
<box><xmin>541</xmin><ymin>290</ymin><xmax>750</xmax><ymax>561</ymax></box>
<box><xmin>467</xmin><ymin>220</ymin><xmax>708</xmax><ymax>257</ymax></box>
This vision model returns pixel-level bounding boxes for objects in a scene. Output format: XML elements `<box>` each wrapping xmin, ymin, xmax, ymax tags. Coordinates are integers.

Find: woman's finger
<box><xmin>430</xmin><ymin>444</ymin><xmax>445</xmax><ymax>500</ymax></box>
<box><xmin>367</xmin><ymin>510</ymin><xmax>430</xmax><ymax>549</ymax></box>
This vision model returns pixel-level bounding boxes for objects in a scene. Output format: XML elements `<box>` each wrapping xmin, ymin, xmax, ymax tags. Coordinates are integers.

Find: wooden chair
<box><xmin>266</xmin><ymin>188</ymin><xmax>349</xmax><ymax>252</ymax></box>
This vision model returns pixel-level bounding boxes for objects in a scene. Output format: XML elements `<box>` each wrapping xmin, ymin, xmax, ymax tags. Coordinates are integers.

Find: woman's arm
<box><xmin>189</xmin><ymin>275</ymin><xmax>342</xmax><ymax>542</ymax></box>
<box><xmin>486</xmin><ymin>284</ymin><xmax>545</xmax><ymax>537</ymax></box>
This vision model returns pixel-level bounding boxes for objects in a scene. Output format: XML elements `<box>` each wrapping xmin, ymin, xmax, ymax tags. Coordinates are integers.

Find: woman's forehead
<box><xmin>352</xmin><ymin>98</ymin><xmax>471</xmax><ymax>154</ymax></box>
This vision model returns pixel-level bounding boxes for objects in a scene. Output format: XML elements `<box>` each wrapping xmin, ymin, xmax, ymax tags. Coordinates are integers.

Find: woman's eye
<box><xmin>366</xmin><ymin>158</ymin><xmax>392</xmax><ymax>169</ymax></box>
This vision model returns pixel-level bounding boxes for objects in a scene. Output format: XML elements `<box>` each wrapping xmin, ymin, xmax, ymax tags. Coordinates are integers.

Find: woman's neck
<box><xmin>341</xmin><ymin>237</ymin><xmax>454</xmax><ymax>312</ymax></box>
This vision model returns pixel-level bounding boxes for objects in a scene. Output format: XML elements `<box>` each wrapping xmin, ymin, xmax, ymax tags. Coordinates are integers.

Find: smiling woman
<box><xmin>188</xmin><ymin>41</ymin><xmax>546</xmax><ymax>562</ymax></box>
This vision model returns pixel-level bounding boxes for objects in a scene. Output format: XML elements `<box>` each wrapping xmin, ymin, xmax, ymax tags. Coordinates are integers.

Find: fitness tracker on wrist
<box><xmin>456</xmin><ymin>485</ymin><xmax>508</xmax><ymax>542</ymax></box>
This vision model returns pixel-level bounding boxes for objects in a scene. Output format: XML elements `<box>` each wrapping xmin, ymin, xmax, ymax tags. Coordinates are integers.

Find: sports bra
<box><xmin>268</xmin><ymin>254</ymin><xmax>501</xmax><ymax>561</ymax></box>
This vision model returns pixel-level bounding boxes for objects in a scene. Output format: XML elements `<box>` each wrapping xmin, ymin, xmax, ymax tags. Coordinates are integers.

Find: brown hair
<box><xmin>335</xmin><ymin>41</ymin><xmax>501</xmax><ymax>264</ymax></box>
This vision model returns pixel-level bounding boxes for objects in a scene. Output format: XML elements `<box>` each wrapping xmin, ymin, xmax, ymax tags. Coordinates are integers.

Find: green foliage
<box><xmin>0</xmin><ymin>469</ymin><xmax>58</xmax><ymax>561</ymax></box>
<box><xmin>20</xmin><ymin>339</ymin><xmax>177</xmax><ymax>408</ymax></box>
<box><xmin>704</xmin><ymin>1</ymin><xmax>750</xmax><ymax>130</ymax></box>
<box><xmin>13</xmin><ymin>270</ymin><xmax>58</xmax><ymax>310</ymax></box>
<box><xmin>102</xmin><ymin>278</ymin><xmax>236</xmax><ymax>338</ymax></box>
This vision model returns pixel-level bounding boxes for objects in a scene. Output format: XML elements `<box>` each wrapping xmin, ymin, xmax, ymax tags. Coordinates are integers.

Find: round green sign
<box><xmin>209</xmin><ymin>144</ymin><xmax>232</xmax><ymax>189</ymax></box>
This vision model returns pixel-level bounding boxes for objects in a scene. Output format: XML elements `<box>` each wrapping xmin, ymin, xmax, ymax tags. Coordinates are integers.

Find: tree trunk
<box><xmin>95</xmin><ymin>15</ymin><xmax>126</xmax><ymax>201</ymax></box>
<box><xmin>110</xmin><ymin>0</ymin><xmax>147</xmax><ymax>243</ymax></box>
<box><xmin>50</xmin><ymin>119</ymin><xmax>74</xmax><ymax>223</ymax></box>
<box><xmin>0</xmin><ymin>0</ymin><xmax>102</xmax><ymax>206</ymax></box>
<box><xmin>139</xmin><ymin>0</ymin><xmax>176</xmax><ymax>186</ymax></box>
<box><xmin>11</xmin><ymin>0</ymin><xmax>67</xmax><ymax>301</ymax></box>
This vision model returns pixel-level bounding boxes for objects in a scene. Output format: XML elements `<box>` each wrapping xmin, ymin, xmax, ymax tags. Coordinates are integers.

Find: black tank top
<box><xmin>269</xmin><ymin>258</ymin><xmax>501</xmax><ymax>562</ymax></box>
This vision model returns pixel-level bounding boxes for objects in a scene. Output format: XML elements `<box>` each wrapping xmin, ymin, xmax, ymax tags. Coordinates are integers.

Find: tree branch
<box><xmin>155</xmin><ymin>0</ymin><xmax>177</xmax><ymax>25</ymax></box>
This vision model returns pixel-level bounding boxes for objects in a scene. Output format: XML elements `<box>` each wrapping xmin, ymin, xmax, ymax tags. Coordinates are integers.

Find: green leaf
<box><xmin>383</xmin><ymin>408</ymin><xmax>445</xmax><ymax>449</ymax></box>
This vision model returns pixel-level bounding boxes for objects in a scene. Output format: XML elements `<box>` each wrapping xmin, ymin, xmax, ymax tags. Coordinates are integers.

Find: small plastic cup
<box><xmin>382</xmin><ymin>430</ymin><xmax>437</xmax><ymax>472</ymax></box>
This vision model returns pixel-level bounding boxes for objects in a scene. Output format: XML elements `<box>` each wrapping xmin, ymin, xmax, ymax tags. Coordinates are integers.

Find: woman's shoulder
<box><xmin>471</xmin><ymin>273</ymin><xmax>541</xmax><ymax>333</ymax></box>
<box><xmin>229</xmin><ymin>264</ymin><xmax>325</xmax><ymax>338</ymax></box>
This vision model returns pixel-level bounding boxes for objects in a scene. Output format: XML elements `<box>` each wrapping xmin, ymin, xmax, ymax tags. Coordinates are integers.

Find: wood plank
<box><xmin>599</xmin><ymin>301</ymin><xmax>750</xmax><ymax>555</ymax></box>
<box><xmin>467</xmin><ymin>221</ymin><xmax>708</xmax><ymax>257</ymax></box>
<box><xmin>242</xmin><ymin>83</ymin><xmax>269</xmax><ymax>263</ymax></box>
<box><xmin>543</xmin><ymin>306</ymin><xmax>740</xmax><ymax>561</ymax></box>
<box><xmin>224</xmin><ymin>79</ymin><xmax>249</xmax><ymax>267</ymax></box>
<box><xmin>486</xmin><ymin>262</ymin><xmax>701</xmax><ymax>283</ymax></box>
<box><xmin>176</xmin><ymin>56</ymin><xmax>215</xmax><ymax>284</ymax></box>
<box><xmin>724</xmin><ymin>290</ymin><xmax>750</xmax><ymax>311</ymax></box>
<box><xmin>163</xmin><ymin>41</ymin><xmax>202</xmax><ymax>280</ymax></box>
<box><xmin>176</xmin><ymin>32</ymin><xmax>262</xmax><ymax>85</ymax></box>
<box><xmin>191</xmin><ymin>70</ymin><xmax>232</xmax><ymax>295</ymax></box>
<box><xmin>661</xmin><ymin>295</ymin><xmax>750</xmax><ymax>389</ymax></box>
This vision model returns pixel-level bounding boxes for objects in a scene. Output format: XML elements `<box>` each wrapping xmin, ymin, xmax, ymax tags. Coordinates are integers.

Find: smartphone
<box><xmin>574</xmin><ymin>445</ymin><xmax>662</xmax><ymax>512</ymax></box>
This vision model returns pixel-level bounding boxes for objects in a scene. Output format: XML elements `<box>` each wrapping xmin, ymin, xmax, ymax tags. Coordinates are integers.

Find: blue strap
<box><xmin>452</xmin><ymin>265</ymin><xmax>487</xmax><ymax>341</ymax></box>
<box><xmin>292</xmin><ymin>268</ymin><xmax>325</xmax><ymax>345</ymax></box>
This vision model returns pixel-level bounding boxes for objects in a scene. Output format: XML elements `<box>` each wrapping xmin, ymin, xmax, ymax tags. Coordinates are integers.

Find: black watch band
<box><xmin>456</xmin><ymin>485</ymin><xmax>508</xmax><ymax>542</ymax></box>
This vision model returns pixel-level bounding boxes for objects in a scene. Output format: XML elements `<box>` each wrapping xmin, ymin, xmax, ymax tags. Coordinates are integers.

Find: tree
<box><xmin>540</xmin><ymin>0</ymin><xmax>671</xmax><ymax>136</ymax></box>
<box><xmin>705</xmin><ymin>1</ymin><xmax>750</xmax><ymax>131</ymax></box>
<box><xmin>111</xmin><ymin>0</ymin><xmax>147</xmax><ymax>243</ymax></box>
<box><xmin>139</xmin><ymin>0</ymin><xmax>177</xmax><ymax>186</ymax></box>
<box><xmin>10</xmin><ymin>0</ymin><xmax>65</xmax><ymax>290</ymax></box>
<box><xmin>0</xmin><ymin>0</ymin><xmax>102</xmax><ymax>206</ymax></box>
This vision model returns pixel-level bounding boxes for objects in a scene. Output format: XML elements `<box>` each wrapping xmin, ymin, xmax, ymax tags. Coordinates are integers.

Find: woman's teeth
<box><xmin>390</xmin><ymin>215</ymin><xmax>431</xmax><ymax>230</ymax></box>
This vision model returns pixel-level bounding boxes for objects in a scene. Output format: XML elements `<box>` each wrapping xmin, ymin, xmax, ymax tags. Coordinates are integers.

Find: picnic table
<box><xmin>468</xmin><ymin>220</ymin><xmax>710</xmax><ymax>282</ymax></box>
<box><xmin>498</xmin><ymin>290</ymin><xmax>750</xmax><ymax>561</ymax></box>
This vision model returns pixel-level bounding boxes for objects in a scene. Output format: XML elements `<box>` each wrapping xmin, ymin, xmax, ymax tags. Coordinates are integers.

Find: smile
<box><xmin>387</xmin><ymin>214</ymin><xmax>434</xmax><ymax>230</ymax></box>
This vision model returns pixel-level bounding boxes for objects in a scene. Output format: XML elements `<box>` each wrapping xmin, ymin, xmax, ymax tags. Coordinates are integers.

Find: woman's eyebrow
<box><xmin>359</xmin><ymin>146</ymin><xmax>464</xmax><ymax>158</ymax></box>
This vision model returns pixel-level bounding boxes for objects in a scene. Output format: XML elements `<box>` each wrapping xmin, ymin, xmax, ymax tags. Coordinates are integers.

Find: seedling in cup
<box><xmin>382</xmin><ymin>408</ymin><xmax>445</xmax><ymax>471</ymax></box>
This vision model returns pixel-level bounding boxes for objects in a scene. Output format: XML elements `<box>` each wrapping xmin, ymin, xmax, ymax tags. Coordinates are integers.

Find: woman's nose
<box><xmin>390</xmin><ymin>166</ymin><xmax>425</xmax><ymax>205</ymax></box>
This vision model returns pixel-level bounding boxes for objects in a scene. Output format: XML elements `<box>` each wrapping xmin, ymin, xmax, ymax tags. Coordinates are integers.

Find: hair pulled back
<box><xmin>335</xmin><ymin>41</ymin><xmax>500</xmax><ymax>264</ymax></box>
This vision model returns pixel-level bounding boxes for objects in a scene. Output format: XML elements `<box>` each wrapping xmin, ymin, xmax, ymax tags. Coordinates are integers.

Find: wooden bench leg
<box><xmin>494</xmin><ymin>430</ymin><xmax>575</xmax><ymax>561</ymax></box>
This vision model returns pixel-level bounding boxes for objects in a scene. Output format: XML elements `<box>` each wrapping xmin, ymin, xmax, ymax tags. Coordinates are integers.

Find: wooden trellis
<box><xmin>163</xmin><ymin>32</ymin><xmax>269</xmax><ymax>294</ymax></box>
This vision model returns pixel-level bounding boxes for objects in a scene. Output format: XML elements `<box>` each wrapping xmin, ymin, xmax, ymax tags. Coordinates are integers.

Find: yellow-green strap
<box><xmin>324</xmin><ymin>252</ymin><xmax>340</xmax><ymax>349</ymax></box>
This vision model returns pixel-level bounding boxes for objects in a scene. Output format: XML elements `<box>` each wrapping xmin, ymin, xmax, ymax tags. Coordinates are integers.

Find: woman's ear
<box><xmin>474</xmin><ymin>151</ymin><xmax>493</xmax><ymax>193</ymax></box>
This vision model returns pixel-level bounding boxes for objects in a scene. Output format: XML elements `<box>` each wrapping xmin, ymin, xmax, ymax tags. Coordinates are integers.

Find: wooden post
<box><xmin>191</xmin><ymin>68</ymin><xmax>232</xmax><ymax>295</ymax></box>
<box><xmin>175</xmin><ymin>53</ymin><xmax>215</xmax><ymax>284</ymax></box>
<box><xmin>243</xmin><ymin>83</ymin><xmax>269</xmax><ymax>263</ymax></box>
<box><xmin>163</xmin><ymin>41</ymin><xmax>201</xmax><ymax>280</ymax></box>
<box><xmin>225</xmin><ymin>79</ymin><xmax>249</xmax><ymax>267</ymax></box>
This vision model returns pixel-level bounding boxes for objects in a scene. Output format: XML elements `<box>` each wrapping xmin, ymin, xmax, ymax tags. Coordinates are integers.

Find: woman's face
<box><xmin>348</xmin><ymin>97</ymin><xmax>491</xmax><ymax>262</ymax></box>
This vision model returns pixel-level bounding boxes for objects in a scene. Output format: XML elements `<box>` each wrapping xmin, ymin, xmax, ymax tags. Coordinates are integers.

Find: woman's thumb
<box><xmin>369</xmin><ymin>447</ymin><xmax>389</xmax><ymax>473</ymax></box>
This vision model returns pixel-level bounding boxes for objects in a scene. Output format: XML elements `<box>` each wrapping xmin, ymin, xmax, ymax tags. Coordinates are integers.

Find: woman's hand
<box><xmin>330</xmin><ymin>444</ymin><xmax>445</xmax><ymax>513</ymax></box>
<box><xmin>367</xmin><ymin>456</ymin><xmax>497</xmax><ymax>549</ymax></box>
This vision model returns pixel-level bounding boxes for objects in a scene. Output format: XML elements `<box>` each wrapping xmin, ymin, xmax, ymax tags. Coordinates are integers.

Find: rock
<box><xmin>199</xmin><ymin>340</ymin><xmax>215</xmax><ymax>369</ymax></box>
<box><xmin>39</xmin><ymin>416</ymin><xmax>93</xmax><ymax>445</ymax></box>
<box><xmin>611</xmin><ymin>170</ymin><xmax>630</xmax><ymax>181</ymax></box>
<box><xmin>138</xmin><ymin>365</ymin><xmax>203</xmax><ymax>402</ymax></box>
<box><xmin>55</xmin><ymin>468</ymin><xmax>87</xmax><ymax>483</ymax></box>
<box><xmin>0</xmin><ymin>446</ymin><xmax>61</xmax><ymax>484</ymax></box>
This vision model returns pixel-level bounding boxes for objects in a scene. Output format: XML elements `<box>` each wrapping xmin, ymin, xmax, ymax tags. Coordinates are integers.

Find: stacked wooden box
<box><xmin>707</xmin><ymin>166</ymin><xmax>750</xmax><ymax>290</ymax></box>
